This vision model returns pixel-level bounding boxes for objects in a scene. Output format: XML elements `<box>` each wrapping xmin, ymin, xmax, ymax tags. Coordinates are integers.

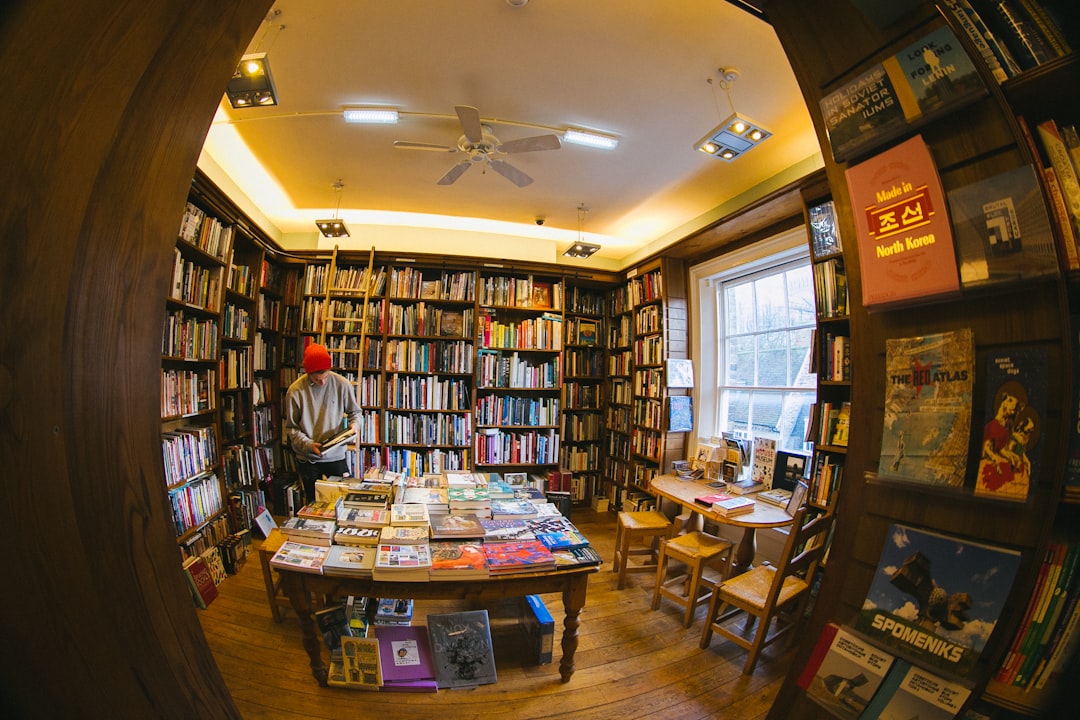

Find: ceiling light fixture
<box><xmin>695</xmin><ymin>67</ymin><xmax>771</xmax><ymax>161</ymax></box>
<box><xmin>226</xmin><ymin>53</ymin><xmax>279</xmax><ymax>108</ymax></box>
<box><xmin>343</xmin><ymin>107</ymin><xmax>400</xmax><ymax>124</ymax></box>
<box><xmin>564</xmin><ymin>203</ymin><xmax>600</xmax><ymax>259</ymax></box>
<box><xmin>316</xmin><ymin>180</ymin><xmax>350</xmax><ymax>238</ymax></box>
<box><xmin>562</xmin><ymin>127</ymin><xmax>619</xmax><ymax>150</ymax></box>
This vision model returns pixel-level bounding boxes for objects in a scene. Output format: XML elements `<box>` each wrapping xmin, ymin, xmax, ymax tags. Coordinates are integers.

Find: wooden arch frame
<box><xmin>1</xmin><ymin>2</ymin><xmax>272</xmax><ymax>716</ymax></box>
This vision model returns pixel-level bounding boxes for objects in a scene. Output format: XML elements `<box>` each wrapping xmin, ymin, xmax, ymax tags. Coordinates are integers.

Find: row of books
<box><xmin>992</xmin><ymin>539</ymin><xmax>1079</xmax><ymax>691</ymax></box>
<box><xmin>1024</xmin><ymin>117</ymin><xmax>1080</xmax><ymax>273</ymax></box>
<box><xmin>941</xmin><ymin>0</ymin><xmax>1073</xmax><ymax>82</ymax></box>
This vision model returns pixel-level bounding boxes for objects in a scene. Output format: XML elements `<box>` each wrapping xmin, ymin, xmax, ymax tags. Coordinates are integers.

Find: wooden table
<box><xmin>650</xmin><ymin>474</ymin><xmax>795</xmax><ymax>575</ymax></box>
<box><xmin>276</xmin><ymin>564</ymin><xmax>599</xmax><ymax>686</ymax></box>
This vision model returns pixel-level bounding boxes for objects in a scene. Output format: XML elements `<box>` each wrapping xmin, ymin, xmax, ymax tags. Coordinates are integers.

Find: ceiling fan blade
<box><xmin>393</xmin><ymin>140</ymin><xmax>458</xmax><ymax>152</ymax></box>
<box><xmin>497</xmin><ymin>134</ymin><xmax>562</xmax><ymax>154</ymax></box>
<box><xmin>455</xmin><ymin>105</ymin><xmax>484</xmax><ymax>144</ymax></box>
<box><xmin>437</xmin><ymin>161</ymin><xmax>472</xmax><ymax>186</ymax></box>
<box><xmin>489</xmin><ymin>159</ymin><xmax>533</xmax><ymax>187</ymax></box>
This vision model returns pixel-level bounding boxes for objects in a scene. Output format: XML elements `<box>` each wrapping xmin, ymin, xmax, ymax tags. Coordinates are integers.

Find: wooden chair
<box><xmin>651</xmin><ymin>530</ymin><xmax>733</xmax><ymax>627</ymax></box>
<box><xmin>612</xmin><ymin>510</ymin><xmax>674</xmax><ymax>590</ymax></box>
<box><xmin>699</xmin><ymin>507</ymin><xmax>834</xmax><ymax>674</ymax></box>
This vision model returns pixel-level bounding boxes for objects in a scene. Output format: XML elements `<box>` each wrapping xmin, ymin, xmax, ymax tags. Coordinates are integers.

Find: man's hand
<box><xmin>311</xmin><ymin>442</ymin><xmax>323</xmax><ymax>457</ymax></box>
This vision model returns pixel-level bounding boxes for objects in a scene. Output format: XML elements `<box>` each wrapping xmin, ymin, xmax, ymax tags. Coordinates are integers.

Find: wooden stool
<box><xmin>651</xmin><ymin>530</ymin><xmax>733</xmax><ymax>627</ymax></box>
<box><xmin>613</xmin><ymin>510</ymin><xmax>674</xmax><ymax>589</ymax></box>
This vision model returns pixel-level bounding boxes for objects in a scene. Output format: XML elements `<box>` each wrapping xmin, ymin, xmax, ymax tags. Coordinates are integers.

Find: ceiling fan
<box><xmin>393</xmin><ymin>105</ymin><xmax>561</xmax><ymax>187</ymax></box>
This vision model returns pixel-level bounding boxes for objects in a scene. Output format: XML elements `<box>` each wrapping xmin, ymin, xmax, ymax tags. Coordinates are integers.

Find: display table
<box><xmin>649</xmin><ymin>474</ymin><xmax>795</xmax><ymax>575</ymax></box>
<box><xmin>276</xmin><ymin>563</ymin><xmax>599</xmax><ymax>686</ymax></box>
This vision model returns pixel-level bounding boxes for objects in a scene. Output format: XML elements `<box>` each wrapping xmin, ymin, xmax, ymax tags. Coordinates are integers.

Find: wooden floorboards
<box><xmin>197</xmin><ymin>509</ymin><xmax>793</xmax><ymax>719</ymax></box>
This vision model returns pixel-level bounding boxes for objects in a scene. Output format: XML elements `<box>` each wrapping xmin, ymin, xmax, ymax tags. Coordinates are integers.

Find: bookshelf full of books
<box><xmin>603</xmin><ymin>281</ymin><xmax>634</xmax><ymax>509</ymax></box>
<box><xmin>383</xmin><ymin>264</ymin><xmax>477</xmax><ymax>475</ymax></box>
<box><xmin>805</xmin><ymin>188</ymin><xmax>849</xmax><ymax>514</ymax></box>
<box><xmin>163</xmin><ymin>191</ymin><xmax>231</xmax><ymax>562</ymax></box>
<box><xmin>561</xmin><ymin>283</ymin><xmax>607</xmax><ymax>505</ymax></box>
<box><xmin>616</xmin><ymin>256</ymin><xmax>689</xmax><ymax>508</ymax></box>
<box><xmin>474</xmin><ymin>271</ymin><xmax>564</xmax><ymax>473</ymax></box>
<box><xmin>761</xmin><ymin>2</ymin><xmax>1080</xmax><ymax>719</ymax></box>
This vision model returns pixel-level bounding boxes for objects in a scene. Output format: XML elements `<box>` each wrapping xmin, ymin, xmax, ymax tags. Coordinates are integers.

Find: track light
<box><xmin>316</xmin><ymin>181</ymin><xmax>350</xmax><ymax>238</ymax></box>
<box><xmin>226</xmin><ymin>53</ymin><xmax>279</xmax><ymax>109</ymax></box>
<box><xmin>695</xmin><ymin>67</ymin><xmax>771</xmax><ymax>161</ymax></box>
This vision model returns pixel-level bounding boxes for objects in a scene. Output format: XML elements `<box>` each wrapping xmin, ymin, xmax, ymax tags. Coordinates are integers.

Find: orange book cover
<box><xmin>845</xmin><ymin>134</ymin><xmax>960</xmax><ymax>310</ymax></box>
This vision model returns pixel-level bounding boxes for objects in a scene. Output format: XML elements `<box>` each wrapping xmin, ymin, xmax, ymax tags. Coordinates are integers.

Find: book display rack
<box><xmin>763</xmin><ymin>2</ymin><xmax>1080</xmax><ymax>718</ymax></box>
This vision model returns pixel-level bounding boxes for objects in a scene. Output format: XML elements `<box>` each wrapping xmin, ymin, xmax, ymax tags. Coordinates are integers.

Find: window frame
<box><xmin>688</xmin><ymin>225</ymin><xmax>812</xmax><ymax>453</ymax></box>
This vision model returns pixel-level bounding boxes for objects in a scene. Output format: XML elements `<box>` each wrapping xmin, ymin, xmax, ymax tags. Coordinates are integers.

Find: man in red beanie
<box><xmin>284</xmin><ymin>342</ymin><xmax>363</xmax><ymax>501</ymax></box>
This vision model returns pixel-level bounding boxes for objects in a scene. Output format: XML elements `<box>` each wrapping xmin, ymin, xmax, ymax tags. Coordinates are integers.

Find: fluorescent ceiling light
<box><xmin>343</xmin><ymin>107</ymin><xmax>400</xmax><ymax>124</ymax></box>
<box><xmin>563</xmin><ymin>128</ymin><xmax>619</xmax><ymax>150</ymax></box>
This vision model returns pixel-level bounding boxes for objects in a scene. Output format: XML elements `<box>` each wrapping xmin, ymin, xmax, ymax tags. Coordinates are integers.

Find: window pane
<box><xmin>725</xmin><ymin>335</ymin><xmax>755</xmax><ymax>386</ymax></box>
<box><xmin>724</xmin><ymin>282</ymin><xmax>755</xmax><ymax>335</ymax></box>
<box><xmin>777</xmin><ymin>391</ymin><xmax>815</xmax><ymax>453</ymax></box>
<box><xmin>790</xmin><ymin>328</ymin><xmax>814</xmax><ymax>386</ymax></box>
<box><xmin>754</xmin><ymin>274</ymin><xmax>787</xmax><ymax>331</ymax></box>
<box><xmin>756</xmin><ymin>331</ymin><xmax>788</xmax><ymax>387</ymax></box>
<box><xmin>786</xmin><ymin>266</ymin><xmax>816</xmax><ymax>326</ymax></box>
<box><xmin>749</xmin><ymin>392</ymin><xmax>782</xmax><ymax>436</ymax></box>
<box><xmin>720</xmin><ymin>389</ymin><xmax>750</xmax><ymax>436</ymax></box>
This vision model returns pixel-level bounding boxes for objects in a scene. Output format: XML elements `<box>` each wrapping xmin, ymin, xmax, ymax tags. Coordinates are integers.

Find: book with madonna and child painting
<box><xmin>973</xmin><ymin>347</ymin><xmax>1047</xmax><ymax>503</ymax></box>
<box><xmin>854</xmin><ymin>522</ymin><xmax>1022</xmax><ymax>676</ymax></box>
<box><xmin>877</xmin><ymin>328</ymin><xmax>974</xmax><ymax>488</ymax></box>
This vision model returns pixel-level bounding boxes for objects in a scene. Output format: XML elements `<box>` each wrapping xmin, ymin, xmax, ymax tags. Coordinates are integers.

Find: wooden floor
<box><xmin>197</xmin><ymin>508</ymin><xmax>794</xmax><ymax>720</ymax></box>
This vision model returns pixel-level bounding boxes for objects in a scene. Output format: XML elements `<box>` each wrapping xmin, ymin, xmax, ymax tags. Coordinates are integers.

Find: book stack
<box><xmin>390</xmin><ymin>502</ymin><xmax>431</xmax><ymax>527</ymax></box>
<box><xmin>447</xmin><ymin>485</ymin><xmax>492</xmax><ymax>518</ymax></box>
<box><xmin>334</xmin><ymin>525</ymin><xmax>383</xmax><ymax>547</ymax></box>
<box><xmin>529</xmin><ymin>516</ymin><xmax>590</xmax><ymax>551</ymax></box>
<box><xmin>269</xmin><ymin>540</ymin><xmax>330</xmax><ymax>574</ymax></box>
<box><xmin>346</xmin><ymin>595</ymin><xmax>371</xmax><ymax>638</ymax></box>
<box><xmin>482</xmin><ymin>539</ymin><xmax>556</xmax><ymax>574</ymax></box>
<box><xmin>429</xmin><ymin>512</ymin><xmax>485</xmax><ymax>540</ymax></box>
<box><xmin>297</xmin><ymin>498</ymin><xmax>341</xmax><ymax>521</ymax></box>
<box><xmin>337</xmin><ymin>504</ymin><xmax>391</xmax><ymax>531</ymax></box>
<box><xmin>373</xmin><ymin>597</ymin><xmax>415</xmax><ymax>626</ymax></box>
<box><xmin>279</xmin><ymin>516</ymin><xmax>336</xmax><ymax>546</ymax></box>
<box><xmin>479</xmin><ymin>518</ymin><xmax>537</xmax><ymax>543</ymax></box>
<box><xmin>342</xmin><ymin>486</ymin><xmax>393</xmax><ymax>511</ymax></box>
<box><xmin>726</xmin><ymin>477</ymin><xmax>765</xmax><ymax>496</ymax></box>
<box><xmin>711</xmin><ymin>496</ymin><xmax>755</xmax><ymax>517</ymax></box>
<box><xmin>380</xmin><ymin>525</ymin><xmax>430</xmax><ymax>545</ymax></box>
<box><xmin>428</xmin><ymin>540</ymin><xmax>489</xmax><ymax>579</ymax></box>
<box><xmin>374</xmin><ymin>625</ymin><xmax>438</xmax><ymax>692</ymax></box>
<box><xmin>401</xmin><ymin>485</ymin><xmax>450</xmax><ymax>522</ymax></box>
<box><xmin>323</xmin><ymin>545</ymin><xmax>376</xmax><ymax>577</ymax></box>
<box><xmin>756</xmin><ymin>488</ymin><xmax>792</xmax><ymax>508</ymax></box>
<box><xmin>489</xmin><ymin>498</ymin><xmax>538</xmax><ymax>521</ymax></box>
<box><xmin>550</xmin><ymin>545</ymin><xmax>604</xmax><ymax>570</ymax></box>
<box><xmin>373</xmin><ymin>542</ymin><xmax>432</xmax><ymax>582</ymax></box>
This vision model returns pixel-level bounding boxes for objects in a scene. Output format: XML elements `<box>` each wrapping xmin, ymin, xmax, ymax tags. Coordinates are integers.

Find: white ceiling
<box><xmin>200</xmin><ymin>0</ymin><xmax>822</xmax><ymax>271</ymax></box>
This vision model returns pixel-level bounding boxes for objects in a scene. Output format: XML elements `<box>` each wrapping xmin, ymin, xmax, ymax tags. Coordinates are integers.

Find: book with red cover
<box><xmin>845</xmin><ymin>134</ymin><xmax>960</xmax><ymax>310</ymax></box>
<box><xmin>694</xmin><ymin>492</ymin><xmax>732</xmax><ymax>507</ymax></box>
<box><xmin>482</xmin><ymin>539</ymin><xmax>556</xmax><ymax>574</ymax></box>
<box><xmin>374</xmin><ymin>625</ymin><xmax>438</xmax><ymax>692</ymax></box>
<box><xmin>428</xmin><ymin>541</ymin><xmax>488</xmax><ymax>578</ymax></box>
<box><xmin>182</xmin><ymin>555</ymin><xmax>218</xmax><ymax>608</ymax></box>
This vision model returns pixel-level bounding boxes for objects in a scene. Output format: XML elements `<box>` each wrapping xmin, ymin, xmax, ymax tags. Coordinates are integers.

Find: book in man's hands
<box><xmin>320</xmin><ymin>426</ymin><xmax>355</xmax><ymax>451</ymax></box>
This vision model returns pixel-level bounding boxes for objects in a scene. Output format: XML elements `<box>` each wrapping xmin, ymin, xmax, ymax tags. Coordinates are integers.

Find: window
<box><xmin>690</xmin><ymin>227</ymin><xmax>815</xmax><ymax>453</ymax></box>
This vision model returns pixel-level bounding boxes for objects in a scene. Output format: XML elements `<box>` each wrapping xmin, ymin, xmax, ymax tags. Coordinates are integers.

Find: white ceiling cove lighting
<box><xmin>562</xmin><ymin>127</ymin><xmax>619</xmax><ymax>150</ymax></box>
<box><xmin>343</xmin><ymin>107</ymin><xmax>400</xmax><ymax>124</ymax></box>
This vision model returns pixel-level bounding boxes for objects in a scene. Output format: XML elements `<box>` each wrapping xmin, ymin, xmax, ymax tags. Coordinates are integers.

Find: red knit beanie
<box><xmin>303</xmin><ymin>343</ymin><xmax>332</xmax><ymax>373</ymax></box>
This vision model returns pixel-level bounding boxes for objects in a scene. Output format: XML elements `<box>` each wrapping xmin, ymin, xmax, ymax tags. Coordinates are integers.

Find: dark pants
<box><xmin>297</xmin><ymin>459</ymin><xmax>351</xmax><ymax>503</ymax></box>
